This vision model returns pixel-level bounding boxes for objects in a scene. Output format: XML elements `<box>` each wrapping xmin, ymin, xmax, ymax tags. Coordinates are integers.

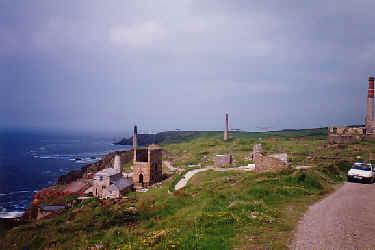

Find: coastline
<box><xmin>20</xmin><ymin>148</ymin><xmax>135</xmax><ymax>220</ymax></box>
<box><xmin>0</xmin><ymin>147</ymin><xmax>134</xmax><ymax>220</ymax></box>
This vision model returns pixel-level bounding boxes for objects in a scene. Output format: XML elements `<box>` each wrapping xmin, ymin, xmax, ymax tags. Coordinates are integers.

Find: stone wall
<box><xmin>328</xmin><ymin>135</ymin><xmax>362</xmax><ymax>144</ymax></box>
<box><xmin>327</xmin><ymin>126</ymin><xmax>365</xmax><ymax>145</ymax></box>
<box><xmin>150</xmin><ymin>148</ymin><xmax>163</xmax><ymax>183</ymax></box>
<box><xmin>269</xmin><ymin>153</ymin><xmax>288</xmax><ymax>164</ymax></box>
<box><xmin>135</xmin><ymin>148</ymin><xmax>148</xmax><ymax>162</ymax></box>
<box><xmin>253</xmin><ymin>153</ymin><xmax>290</xmax><ymax>173</ymax></box>
<box><xmin>215</xmin><ymin>154</ymin><xmax>232</xmax><ymax>167</ymax></box>
<box><xmin>133</xmin><ymin>146</ymin><xmax>163</xmax><ymax>188</ymax></box>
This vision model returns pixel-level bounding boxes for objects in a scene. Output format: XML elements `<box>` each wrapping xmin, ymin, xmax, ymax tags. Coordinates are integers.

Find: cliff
<box><xmin>114</xmin><ymin>131</ymin><xmax>218</xmax><ymax>146</ymax></box>
<box><xmin>57</xmin><ymin>149</ymin><xmax>134</xmax><ymax>185</ymax></box>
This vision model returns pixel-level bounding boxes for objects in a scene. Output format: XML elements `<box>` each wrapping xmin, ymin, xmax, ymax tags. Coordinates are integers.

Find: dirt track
<box><xmin>291</xmin><ymin>181</ymin><xmax>375</xmax><ymax>249</ymax></box>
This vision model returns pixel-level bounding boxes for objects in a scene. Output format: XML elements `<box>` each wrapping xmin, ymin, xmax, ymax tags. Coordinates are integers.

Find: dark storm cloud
<box><xmin>1</xmin><ymin>0</ymin><xmax>374</xmax><ymax>134</ymax></box>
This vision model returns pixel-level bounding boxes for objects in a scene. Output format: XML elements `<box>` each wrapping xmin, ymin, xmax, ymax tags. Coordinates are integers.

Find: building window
<box><xmin>99</xmin><ymin>176</ymin><xmax>103</xmax><ymax>182</ymax></box>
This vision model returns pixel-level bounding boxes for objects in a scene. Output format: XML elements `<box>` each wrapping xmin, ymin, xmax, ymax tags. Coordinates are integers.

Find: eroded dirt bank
<box><xmin>291</xmin><ymin>181</ymin><xmax>375</xmax><ymax>249</ymax></box>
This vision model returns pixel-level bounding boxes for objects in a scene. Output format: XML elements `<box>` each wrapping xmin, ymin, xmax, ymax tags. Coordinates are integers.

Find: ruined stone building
<box><xmin>253</xmin><ymin>152</ymin><xmax>289</xmax><ymax>173</ymax></box>
<box><xmin>132</xmin><ymin>126</ymin><xmax>163</xmax><ymax>189</ymax></box>
<box><xmin>92</xmin><ymin>154</ymin><xmax>133</xmax><ymax>199</ymax></box>
<box><xmin>328</xmin><ymin>76</ymin><xmax>375</xmax><ymax>144</ymax></box>
<box><xmin>215</xmin><ymin>154</ymin><xmax>232</xmax><ymax>167</ymax></box>
<box><xmin>328</xmin><ymin>126</ymin><xmax>366</xmax><ymax>144</ymax></box>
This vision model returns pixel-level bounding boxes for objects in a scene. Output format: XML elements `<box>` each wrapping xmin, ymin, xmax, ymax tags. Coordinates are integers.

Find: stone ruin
<box><xmin>131</xmin><ymin>126</ymin><xmax>163</xmax><ymax>189</ymax></box>
<box><xmin>249</xmin><ymin>143</ymin><xmax>290</xmax><ymax>173</ymax></box>
<box><xmin>253</xmin><ymin>153</ymin><xmax>289</xmax><ymax>173</ymax></box>
<box><xmin>328</xmin><ymin>126</ymin><xmax>365</xmax><ymax>144</ymax></box>
<box><xmin>215</xmin><ymin>154</ymin><xmax>233</xmax><ymax>167</ymax></box>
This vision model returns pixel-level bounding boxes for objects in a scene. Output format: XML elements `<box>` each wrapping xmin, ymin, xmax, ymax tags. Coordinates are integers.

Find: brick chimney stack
<box><xmin>224</xmin><ymin>113</ymin><xmax>229</xmax><ymax>140</ymax></box>
<box><xmin>133</xmin><ymin>125</ymin><xmax>138</xmax><ymax>149</ymax></box>
<box><xmin>133</xmin><ymin>125</ymin><xmax>138</xmax><ymax>163</ymax></box>
<box><xmin>368</xmin><ymin>77</ymin><xmax>374</xmax><ymax>120</ymax></box>
<box><xmin>366</xmin><ymin>77</ymin><xmax>375</xmax><ymax>134</ymax></box>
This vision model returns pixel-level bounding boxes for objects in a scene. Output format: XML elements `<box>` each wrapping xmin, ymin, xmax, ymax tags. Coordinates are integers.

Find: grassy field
<box><xmin>2</xmin><ymin>128</ymin><xmax>375</xmax><ymax>249</ymax></box>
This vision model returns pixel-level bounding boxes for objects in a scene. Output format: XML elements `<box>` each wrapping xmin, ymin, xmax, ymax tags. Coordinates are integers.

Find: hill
<box><xmin>115</xmin><ymin>128</ymin><xmax>328</xmax><ymax>146</ymax></box>
<box><xmin>4</xmin><ymin>127</ymin><xmax>374</xmax><ymax>249</ymax></box>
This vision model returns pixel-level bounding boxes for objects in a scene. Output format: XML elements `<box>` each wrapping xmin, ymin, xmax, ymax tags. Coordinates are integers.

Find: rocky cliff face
<box><xmin>56</xmin><ymin>149</ymin><xmax>134</xmax><ymax>185</ymax></box>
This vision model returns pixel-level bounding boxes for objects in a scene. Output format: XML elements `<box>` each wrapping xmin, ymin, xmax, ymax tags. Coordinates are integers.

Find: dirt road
<box><xmin>291</xmin><ymin>181</ymin><xmax>375</xmax><ymax>249</ymax></box>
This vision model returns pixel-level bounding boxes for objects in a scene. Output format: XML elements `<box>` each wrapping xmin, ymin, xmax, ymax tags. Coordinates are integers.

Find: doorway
<box><xmin>139</xmin><ymin>173</ymin><xmax>144</xmax><ymax>187</ymax></box>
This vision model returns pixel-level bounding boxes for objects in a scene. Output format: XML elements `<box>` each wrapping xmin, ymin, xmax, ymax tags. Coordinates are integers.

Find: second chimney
<box><xmin>367</xmin><ymin>77</ymin><xmax>374</xmax><ymax>122</ymax></box>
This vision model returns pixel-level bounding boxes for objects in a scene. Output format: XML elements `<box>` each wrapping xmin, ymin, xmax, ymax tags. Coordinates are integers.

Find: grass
<box><xmin>2</xmin><ymin>128</ymin><xmax>375</xmax><ymax>249</ymax></box>
<box><xmin>0</xmin><ymin>165</ymin><xmax>350</xmax><ymax>249</ymax></box>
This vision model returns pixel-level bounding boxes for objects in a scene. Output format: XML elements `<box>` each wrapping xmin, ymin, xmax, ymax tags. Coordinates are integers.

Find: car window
<box><xmin>352</xmin><ymin>164</ymin><xmax>371</xmax><ymax>171</ymax></box>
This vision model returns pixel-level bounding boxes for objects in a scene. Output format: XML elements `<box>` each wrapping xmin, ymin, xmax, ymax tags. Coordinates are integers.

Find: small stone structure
<box><xmin>215</xmin><ymin>154</ymin><xmax>232</xmax><ymax>167</ymax></box>
<box><xmin>113</xmin><ymin>155</ymin><xmax>121</xmax><ymax>173</ymax></box>
<box><xmin>132</xmin><ymin>126</ymin><xmax>163</xmax><ymax>189</ymax></box>
<box><xmin>92</xmin><ymin>153</ymin><xmax>133</xmax><ymax>199</ymax></box>
<box><xmin>249</xmin><ymin>143</ymin><xmax>262</xmax><ymax>161</ymax></box>
<box><xmin>253</xmin><ymin>152</ymin><xmax>289</xmax><ymax>173</ymax></box>
<box><xmin>328</xmin><ymin>126</ymin><xmax>365</xmax><ymax>144</ymax></box>
<box><xmin>93</xmin><ymin>168</ymin><xmax>133</xmax><ymax>199</ymax></box>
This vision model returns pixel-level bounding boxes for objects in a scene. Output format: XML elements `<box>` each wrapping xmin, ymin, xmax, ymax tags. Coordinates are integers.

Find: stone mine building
<box><xmin>92</xmin><ymin>154</ymin><xmax>133</xmax><ymax>199</ymax></box>
<box><xmin>215</xmin><ymin>154</ymin><xmax>233</xmax><ymax>167</ymax></box>
<box><xmin>132</xmin><ymin>126</ymin><xmax>163</xmax><ymax>189</ymax></box>
<box><xmin>328</xmin><ymin>77</ymin><xmax>375</xmax><ymax>144</ymax></box>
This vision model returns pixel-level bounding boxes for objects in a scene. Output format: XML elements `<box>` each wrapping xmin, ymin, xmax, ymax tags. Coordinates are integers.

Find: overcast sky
<box><xmin>1</xmin><ymin>1</ymin><xmax>374</xmax><ymax>135</ymax></box>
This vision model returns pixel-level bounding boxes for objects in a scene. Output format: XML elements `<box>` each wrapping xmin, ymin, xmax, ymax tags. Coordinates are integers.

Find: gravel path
<box><xmin>175</xmin><ymin>169</ymin><xmax>209</xmax><ymax>190</ymax></box>
<box><xmin>291</xmin><ymin>181</ymin><xmax>375</xmax><ymax>249</ymax></box>
<box><xmin>174</xmin><ymin>166</ymin><xmax>254</xmax><ymax>191</ymax></box>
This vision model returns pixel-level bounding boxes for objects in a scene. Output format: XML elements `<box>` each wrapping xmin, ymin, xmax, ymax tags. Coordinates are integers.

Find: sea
<box><xmin>0</xmin><ymin>129</ymin><xmax>131</xmax><ymax>218</ymax></box>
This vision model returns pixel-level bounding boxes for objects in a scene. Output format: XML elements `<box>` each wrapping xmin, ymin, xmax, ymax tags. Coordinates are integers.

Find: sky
<box><xmin>1</xmin><ymin>1</ymin><xmax>374</xmax><ymax>136</ymax></box>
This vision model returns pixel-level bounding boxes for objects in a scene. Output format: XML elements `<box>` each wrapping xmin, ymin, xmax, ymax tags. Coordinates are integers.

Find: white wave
<box><xmin>0</xmin><ymin>211</ymin><xmax>24</xmax><ymax>218</ymax></box>
<box><xmin>39</xmin><ymin>156</ymin><xmax>54</xmax><ymax>159</ymax></box>
<box><xmin>8</xmin><ymin>190</ymin><xmax>31</xmax><ymax>195</ymax></box>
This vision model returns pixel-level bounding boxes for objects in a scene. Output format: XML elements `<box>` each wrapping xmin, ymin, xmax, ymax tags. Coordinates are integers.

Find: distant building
<box><xmin>328</xmin><ymin>77</ymin><xmax>375</xmax><ymax>144</ymax></box>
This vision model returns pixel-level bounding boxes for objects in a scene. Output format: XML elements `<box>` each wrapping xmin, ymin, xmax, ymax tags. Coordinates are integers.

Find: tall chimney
<box><xmin>224</xmin><ymin>113</ymin><xmax>229</xmax><ymax>140</ymax></box>
<box><xmin>133</xmin><ymin>125</ymin><xmax>138</xmax><ymax>163</ymax></box>
<box><xmin>366</xmin><ymin>77</ymin><xmax>375</xmax><ymax>135</ymax></box>
<box><xmin>133</xmin><ymin>125</ymin><xmax>138</xmax><ymax>149</ymax></box>
<box><xmin>367</xmin><ymin>77</ymin><xmax>374</xmax><ymax>122</ymax></box>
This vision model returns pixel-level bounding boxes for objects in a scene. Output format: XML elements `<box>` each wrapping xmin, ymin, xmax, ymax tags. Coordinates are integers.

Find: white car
<box><xmin>347</xmin><ymin>162</ymin><xmax>375</xmax><ymax>183</ymax></box>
